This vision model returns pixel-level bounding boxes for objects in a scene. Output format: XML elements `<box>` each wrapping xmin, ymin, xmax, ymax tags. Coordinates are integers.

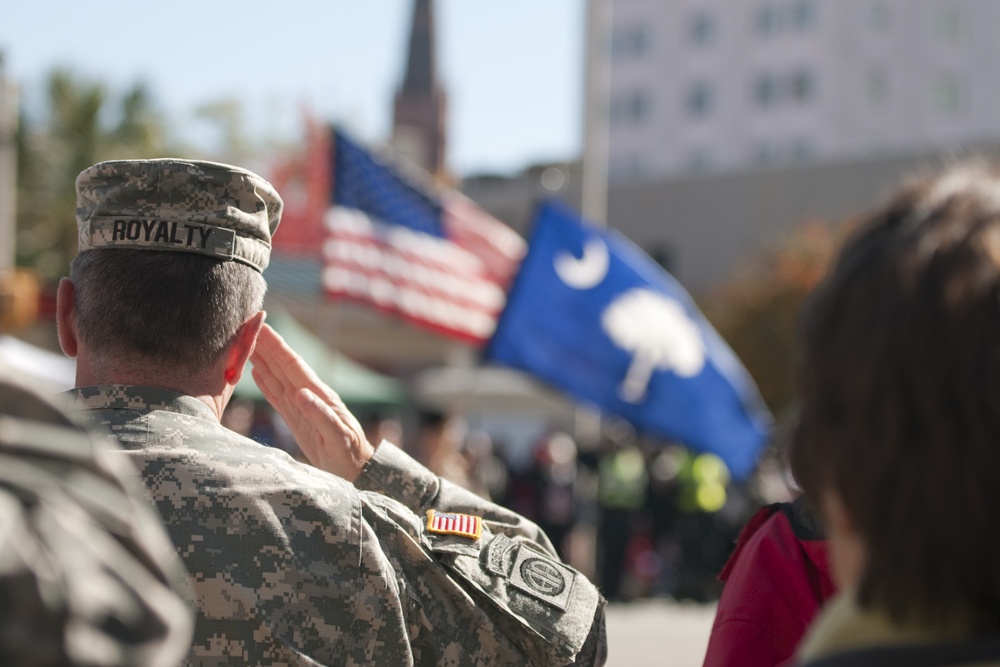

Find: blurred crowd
<box><xmin>223</xmin><ymin>397</ymin><xmax>792</xmax><ymax>605</ymax></box>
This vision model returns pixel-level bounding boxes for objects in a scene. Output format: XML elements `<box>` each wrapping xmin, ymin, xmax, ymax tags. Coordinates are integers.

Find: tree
<box><xmin>15</xmin><ymin>69</ymin><xmax>170</xmax><ymax>282</ymax></box>
<box><xmin>700</xmin><ymin>219</ymin><xmax>850</xmax><ymax>417</ymax></box>
<box><xmin>602</xmin><ymin>287</ymin><xmax>705</xmax><ymax>403</ymax></box>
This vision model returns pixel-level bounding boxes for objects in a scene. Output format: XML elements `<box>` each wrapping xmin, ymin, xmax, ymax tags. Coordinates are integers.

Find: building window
<box><xmin>868</xmin><ymin>68</ymin><xmax>888</xmax><ymax>104</ymax></box>
<box><xmin>691</xmin><ymin>11</ymin><xmax>717</xmax><ymax>46</ymax></box>
<box><xmin>792</xmin><ymin>1</ymin><xmax>818</xmax><ymax>30</ymax></box>
<box><xmin>791</xmin><ymin>138</ymin><xmax>815</xmax><ymax>162</ymax></box>
<box><xmin>686</xmin><ymin>148</ymin><xmax>713</xmax><ymax>173</ymax></box>
<box><xmin>610</xmin><ymin>90</ymin><xmax>651</xmax><ymax>126</ymax></box>
<box><xmin>790</xmin><ymin>69</ymin><xmax>815</xmax><ymax>103</ymax></box>
<box><xmin>687</xmin><ymin>81</ymin><xmax>715</xmax><ymax>118</ymax></box>
<box><xmin>753</xmin><ymin>141</ymin><xmax>779</xmax><ymax>165</ymax></box>
<box><xmin>754</xmin><ymin>73</ymin><xmax>779</xmax><ymax>107</ymax></box>
<box><xmin>610</xmin><ymin>97</ymin><xmax>624</xmax><ymax>124</ymax></box>
<box><xmin>629</xmin><ymin>91</ymin><xmax>650</xmax><ymax>122</ymax></box>
<box><xmin>933</xmin><ymin>5</ymin><xmax>962</xmax><ymax>42</ymax></box>
<box><xmin>933</xmin><ymin>76</ymin><xmax>962</xmax><ymax>114</ymax></box>
<box><xmin>610</xmin><ymin>155</ymin><xmax>648</xmax><ymax>182</ymax></box>
<box><xmin>613</xmin><ymin>25</ymin><xmax>650</xmax><ymax>59</ymax></box>
<box><xmin>869</xmin><ymin>1</ymin><xmax>891</xmax><ymax>30</ymax></box>
<box><xmin>757</xmin><ymin>5</ymin><xmax>780</xmax><ymax>35</ymax></box>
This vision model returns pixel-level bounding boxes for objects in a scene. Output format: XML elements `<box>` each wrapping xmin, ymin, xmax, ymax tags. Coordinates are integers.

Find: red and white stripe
<box><xmin>442</xmin><ymin>193</ymin><xmax>525</xmax><ymax>288</ymax></box>
<box><xmin>429</xmin><ymin>511</ymin><xmax>481</xmax><ymax>537</ymax></box>
<box><xmin>323</xmin><ymin>206</ymin><xmax>522</xmax><ymax>345</ymax></box>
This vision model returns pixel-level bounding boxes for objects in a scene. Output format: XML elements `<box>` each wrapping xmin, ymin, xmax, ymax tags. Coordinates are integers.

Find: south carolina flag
<box><xmin>485</xmin><ymin>199</ymin><xmax>772</xmax><ymax>480</ymax></box>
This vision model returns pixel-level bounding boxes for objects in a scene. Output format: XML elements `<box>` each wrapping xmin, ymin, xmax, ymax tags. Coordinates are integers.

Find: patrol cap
<box><xmin>75</xmin><ymin>158</ymin><xmax>283</xmax><ymax>272</ymax></box>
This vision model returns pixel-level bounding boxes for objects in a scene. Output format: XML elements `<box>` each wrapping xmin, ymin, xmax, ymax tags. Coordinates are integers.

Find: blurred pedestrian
<box><xmin>414</xmin><ymin>408</ymin><xmax>483</xmax><ymax>494</ymax></box>
<box><xmin>595</xmin><ymin>425</ymin><xmax>648</xmax><ymax>601</ymax></box>
<box><xmin>463</xmin><ymin>429</ymin><xmax>510</xmax><ymax>503</ymax></box>
<box><xmin>533</xmin><ymin>431</ymin><xmax>581</xmax><ymax>560</ymax></box>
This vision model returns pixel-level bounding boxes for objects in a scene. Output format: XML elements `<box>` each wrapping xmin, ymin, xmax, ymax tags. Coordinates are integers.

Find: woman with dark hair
<box><xmin>787</xmin><ymin>164</ymin><xmax>1000</xmax><ymax>665</ymax></box>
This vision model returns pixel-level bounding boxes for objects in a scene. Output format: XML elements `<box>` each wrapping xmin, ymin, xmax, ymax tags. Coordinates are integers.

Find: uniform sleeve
<box><xmin>357</xmin><ymin>440</ymin><xmax>555</xmax><ymax>549</ymax></box>
<box><xmin>356</xmin><ymin>440</ymin><xmax>607</xmax><ymax>666</ymax></box>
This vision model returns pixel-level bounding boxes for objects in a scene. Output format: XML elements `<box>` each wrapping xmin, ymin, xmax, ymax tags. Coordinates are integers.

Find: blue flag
<box><xmin>485</xmin><ymin>199</ymin><xmax>772</xmax><ymax>480</ymax></box>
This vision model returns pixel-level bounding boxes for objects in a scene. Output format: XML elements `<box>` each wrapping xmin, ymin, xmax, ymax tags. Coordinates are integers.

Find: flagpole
<box><xmin>576</xmin><ymin>0</ymin><xmax>613</xmax><ymax>448</ymax></box>
<box><xmin>580</xmin><ymin>0</ymin><xmax>612</xmax><ymax>228</ymax></box>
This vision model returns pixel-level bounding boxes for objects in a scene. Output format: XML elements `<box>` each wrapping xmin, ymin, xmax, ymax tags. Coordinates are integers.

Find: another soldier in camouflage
<box><xmin>0</xmin><ymin>360</ymin><xmax>193</xmax><ymax>667</ymax></box>
<box><xmin>57</xmin><ymin>159</ymin><xmax>607</xmax><ymax>666</ymax></box>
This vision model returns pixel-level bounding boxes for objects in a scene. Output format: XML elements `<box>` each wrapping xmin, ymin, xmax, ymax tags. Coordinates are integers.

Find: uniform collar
<box><xmin>67</xmin><ymin>384</ymin><xmax>218</xmax><ymax>421</ymax></box>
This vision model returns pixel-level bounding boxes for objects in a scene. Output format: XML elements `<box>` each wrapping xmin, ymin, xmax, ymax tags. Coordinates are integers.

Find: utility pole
<box><xmin>580</xmin><ymin>0</ymin><xmax>612</xmax><ymax>227</ymax></box>
<box><xmin>576</xmin><ymin>0</ymin><xmax>614</xmax><ymax>448</ymax></box>
<box><xmin>0</xmin><ymin>53</ymin><xmax>35</xmax><ymax>335</ymax></box>
<box><xmin>0</xmin><ymin>52</ymin><xmax>17</xmax><ymax>274</ymax></box>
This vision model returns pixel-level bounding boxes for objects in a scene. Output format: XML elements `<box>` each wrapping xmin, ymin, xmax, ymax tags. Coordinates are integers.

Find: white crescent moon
<box><xmin>554</xmin><ymin>238</ymin><xmax>610</xmax><ymax>289</ymax></box>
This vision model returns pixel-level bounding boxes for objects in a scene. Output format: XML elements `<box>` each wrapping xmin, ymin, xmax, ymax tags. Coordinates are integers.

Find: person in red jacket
<box><xmin>703</xmin><ymin>495</ymin><xmax>836</xmax><ymax>667</ymax></box>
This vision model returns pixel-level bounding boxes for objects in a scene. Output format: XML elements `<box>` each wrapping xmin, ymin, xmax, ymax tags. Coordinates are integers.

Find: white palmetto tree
<box><xmin>601</xmin><ymin>288</ymin><xmax>705</xmax><ymax>403</ymax></box>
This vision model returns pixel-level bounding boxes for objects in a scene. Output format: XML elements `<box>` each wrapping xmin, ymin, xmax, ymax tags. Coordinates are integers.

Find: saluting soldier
<box><xmin>57</xmin><ymin>159</ymin><xmax>607</xmax><ymax>666</ymax></box>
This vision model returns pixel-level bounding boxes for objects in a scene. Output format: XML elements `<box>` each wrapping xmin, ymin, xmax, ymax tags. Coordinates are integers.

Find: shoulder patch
<box><xmin>508</xmin><ymin>546</ymin><xmax>577</xmax><ymax>611</ymax></box>
<box><xmin>426</xmin><ymin>509</ymin><xmax>483</xmax><ymax>540</ymax></box>
<box><xmin>485</xmin><ymin>533</ymin><xmax>518</xmax><ymax>577</ymax></box>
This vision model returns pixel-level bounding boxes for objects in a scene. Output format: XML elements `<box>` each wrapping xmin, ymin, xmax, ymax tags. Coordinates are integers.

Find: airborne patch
<box><xmin>485</xmin><ymin>533</ymin><xmax>518</xmax><ymax>577</ymax></box>
<box><xmin>426</xmin><ymin>509</ymin><xmax>483</xmax><ymax>540</ymax></box>
<box><xmin>508</xmin><ymin>546</ymin><xmax>576</xmax><ymax>611</ymax></box>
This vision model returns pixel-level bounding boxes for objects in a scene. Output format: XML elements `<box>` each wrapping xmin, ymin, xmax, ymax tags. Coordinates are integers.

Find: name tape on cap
<box><xmin>86</xmin><ymin>217</ymin><xmax>237</xmax><ymax>260</ymax></box>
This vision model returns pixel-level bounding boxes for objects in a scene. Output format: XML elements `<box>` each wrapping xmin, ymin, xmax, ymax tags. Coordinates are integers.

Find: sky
<box><xmin>0</xmin><ymin>0</ymin><xmax>586</xmax><ymax>177</ymax></box>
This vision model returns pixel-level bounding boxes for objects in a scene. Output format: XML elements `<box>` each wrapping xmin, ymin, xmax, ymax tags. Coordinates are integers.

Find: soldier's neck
<box><xmin>74</xmin><ymin>352</ymin><xmax>229</xmax><ymax>421</ymax></box>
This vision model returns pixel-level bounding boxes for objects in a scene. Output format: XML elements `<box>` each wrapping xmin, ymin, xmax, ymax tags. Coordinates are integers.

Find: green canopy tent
<box><xmin>235</xmin><ymin>308</ymin><xmax>407</xmax><ymax>410</ymax></box>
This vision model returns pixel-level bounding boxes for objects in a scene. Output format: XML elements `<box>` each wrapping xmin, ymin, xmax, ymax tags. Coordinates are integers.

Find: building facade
<box><xmin>607</xmin><ymin>0</ymin><xmax>1000</xmax><ymax>182</ymax></box>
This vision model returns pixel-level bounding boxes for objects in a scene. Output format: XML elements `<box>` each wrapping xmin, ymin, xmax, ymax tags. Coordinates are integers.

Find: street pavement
<box><xmin>604</xmin><ymin>599</ymin><xmax>717</xmax><ymax>666</ymax></box>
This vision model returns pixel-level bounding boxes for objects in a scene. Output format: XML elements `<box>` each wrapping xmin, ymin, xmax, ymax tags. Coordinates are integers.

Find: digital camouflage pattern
<box><xmin>75</xmin><ymin>159</ymin><xmax>282</xmax><ymax>272</ymax></box>
<box><xmin>0</xmin><ymin>364</ymin><xmax>193</xmax><ymax>667</ymax></box>
<box><xmin>69</xmin><ymin>384</ymin><xmax>607</xmax><ymax>666</ymax></box>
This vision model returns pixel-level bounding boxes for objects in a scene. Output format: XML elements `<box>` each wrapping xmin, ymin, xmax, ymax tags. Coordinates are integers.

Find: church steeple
<box><xmin>392</xmin><ymin>0</ymin><xmax>448</xmax><ymax>180</ymax></box>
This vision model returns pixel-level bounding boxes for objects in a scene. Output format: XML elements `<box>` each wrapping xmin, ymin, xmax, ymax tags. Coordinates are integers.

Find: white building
<box><xmin>608</xmin><ymin>0</ymin><xmax>1000</xmax><ymax>182</ymax></box>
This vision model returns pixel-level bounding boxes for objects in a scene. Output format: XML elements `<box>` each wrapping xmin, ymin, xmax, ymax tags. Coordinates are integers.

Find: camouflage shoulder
<box><xmin>0</xmin><ymin>362</ymin><xmax>193</xmax><ymax>666</ymax></box>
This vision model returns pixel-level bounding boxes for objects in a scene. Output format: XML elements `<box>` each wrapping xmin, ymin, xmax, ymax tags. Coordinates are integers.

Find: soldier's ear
<box><xmin>224</xmin><ymin>311</ymin><xmax>266</xmax><ymax>386</ymax></box>
<box><xmin>56</xmin><ymin>278</ymin><xmax>78</xmax><ymax>358</ymax></box>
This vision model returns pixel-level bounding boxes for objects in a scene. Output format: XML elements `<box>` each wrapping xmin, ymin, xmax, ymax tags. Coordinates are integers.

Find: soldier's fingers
<box><xmin>252</xmin><ymin>366</ymin><xmax>306</xmax><ymax>426</ymax></box>
<box><xmin>253</xmin><ymin>325</ymin><xmax>332</xmax><ymax>399</ymax></box>
<box><xmin>251</xmin><ymin>325</ymin><xmax>304</xmax><ymax>388</ymax></box>
<box><xmin>294</xmin><ymin>388</ymin><xmax>372</xmax><ymax>480</ymax></box>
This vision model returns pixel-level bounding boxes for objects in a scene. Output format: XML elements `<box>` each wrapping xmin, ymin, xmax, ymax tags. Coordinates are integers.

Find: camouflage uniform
<box><xmin>65</xmin><ymin>158</ymin><xmax>607</xmax><ymax>666</ymax></box>
<box><xmin>69</xmin><ymin>385</ymin><xmax>605</xmax><ymax>666</ymax></box>
<box><xmin>0</xmin><ymin>363</ymin><xmax>192</xmax><ymax>666</ymax></box>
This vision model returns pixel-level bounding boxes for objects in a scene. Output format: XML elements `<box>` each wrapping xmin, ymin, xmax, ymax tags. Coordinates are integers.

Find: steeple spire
<box><xmin>401</xmin><ymin>0</ymin><xmax>436</xmax><ymax>95</ymax></box>
<box><xmin>392</xmin><ymin>0</ymin><xmax>448</xmax><ymax>180</ymax></box>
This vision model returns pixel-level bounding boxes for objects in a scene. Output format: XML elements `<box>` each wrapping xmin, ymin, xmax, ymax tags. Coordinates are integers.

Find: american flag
<box><xmin>426</xmin><ymin>510</ymin><xmax>483</xmax><ymax>540</ymax></box>
<box><xmin>323</xmin><ymin>129</ymin><xmax>526</xmax><ymax>346</ymax></box>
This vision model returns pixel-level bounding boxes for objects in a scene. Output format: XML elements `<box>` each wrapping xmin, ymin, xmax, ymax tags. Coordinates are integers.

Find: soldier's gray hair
<box><xmin>70</xmin><ymin>249</ymin><xmax>266</xmax><ymax>372</ymax></box>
